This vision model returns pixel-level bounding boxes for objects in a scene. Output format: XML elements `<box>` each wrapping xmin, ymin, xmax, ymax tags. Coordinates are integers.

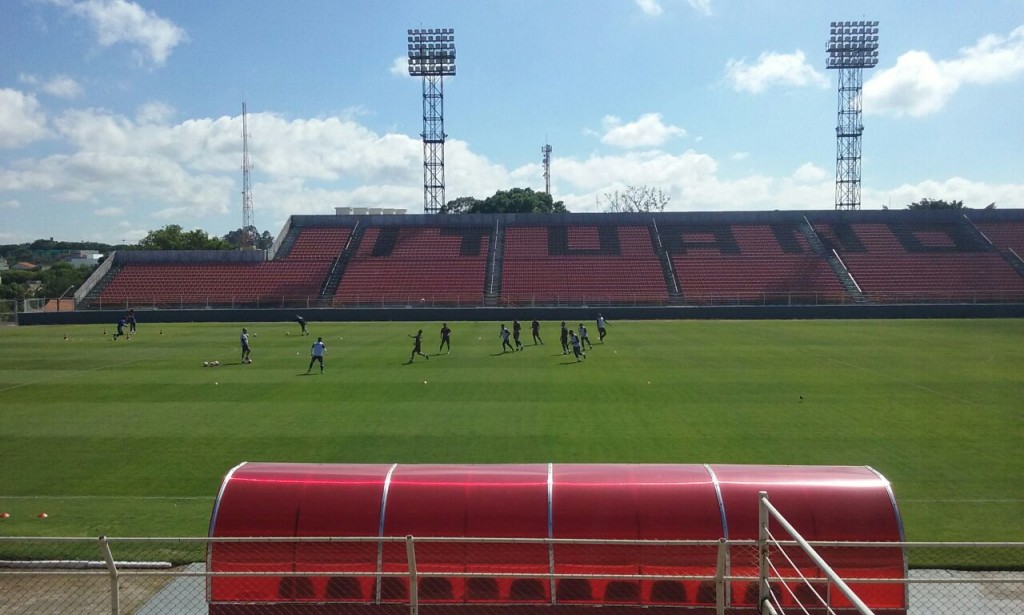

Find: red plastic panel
<box><xmin>207</xmin><ymin>463</ymin><xmax>906</xmax><ymax>611</ymax></box>
<box><xmin>711</xmin><ymin>464</ymin><xmax>906</xmax><ymax>610</ymax></box>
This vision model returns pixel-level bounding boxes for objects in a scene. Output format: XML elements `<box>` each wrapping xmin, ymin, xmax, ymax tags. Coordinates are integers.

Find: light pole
<box><xmin>826</xmin><ymin>20</ymin><xmax>879</xmax><ymax>211</ymax></box>
<box><xmin>408</xmin><ymin>28</ymin><xmax>456</xmax><ymax>214</ymax></box>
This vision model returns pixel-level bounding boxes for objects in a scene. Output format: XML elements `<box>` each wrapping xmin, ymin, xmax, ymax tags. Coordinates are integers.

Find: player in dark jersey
<box><xmin>439</xmin><ymin>323</ymin><xmax>452</xmax><ymax>354</ymax></box>
<box><xmin>408</xmin><ymin>329</ymin><xmax>429</xmax><ymax>363</ymax></box>
<box><xmin>560</xmin><ymin>322</ymin><xmax>569</xmax><ymax>355</ymax></box>
<box><xmin>531</xmin><ymin>319</ymin><xmax>543</xmax><ymax>345</ymax></box>
<box><xmin>512</xmin><ymin>320</ymin><xmax>524</xmax><ymax>351</ymax></box>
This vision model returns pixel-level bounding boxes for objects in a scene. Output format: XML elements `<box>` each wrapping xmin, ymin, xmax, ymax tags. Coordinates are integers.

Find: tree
<box><xmin>907</xmin><ymin>198</ymin><xmax>964</xmax><ymax>210</ymax></box>
<box><xmin>439</xmin><ymin>196</ymin><xmax>483</xmax><ymax>215</ymax></box>
<box><xmin>223</xmin><ymin>226</ymin><xmax>274</xmax><ymax>249</ymax></box>
<box><xmin>38</xmin><ymin>262</ymin><xmax>92</xmax><ymax>298</ymax></box>
<box><xmin>442</xmin><ymin>188</ymin><xmax>568</xmax><ymax>214</ymax></box>
<box><xmin>601</xmin><ymin>185</ymin><xmax>671</xmax><ymax>213</ymax></box>
<box><xmin>137</xmin><ymin>225</ymin><xmax>232</xmax><ymax>250</ymax></box>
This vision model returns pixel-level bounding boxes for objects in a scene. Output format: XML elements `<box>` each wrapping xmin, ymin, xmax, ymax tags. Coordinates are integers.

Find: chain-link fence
<box><xmin>0</xmin><ymin>299</ymin><xmax>16</xmax><ymax>323</ymax></box>
<box><xmin>1</xmin><ymin>536</ymin><xmax>1022</xmax><ymax>615</ymax></box>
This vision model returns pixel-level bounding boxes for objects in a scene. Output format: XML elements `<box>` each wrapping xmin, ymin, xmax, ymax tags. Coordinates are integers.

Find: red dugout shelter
<box><xmin>208</xmin><ymin>463</ymin><xmax>906</xmax><ymax>614</ymax></box>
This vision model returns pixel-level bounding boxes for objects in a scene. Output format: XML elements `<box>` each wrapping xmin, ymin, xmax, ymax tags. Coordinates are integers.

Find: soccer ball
<box><xmin>212</xmin><ymin>360</ymin><xmax>220</xmax><ymax>366</ymax></box>
<box><xmin>203</xmin><ymin>362</ymin><xmax>209</xmax><ymax>367</ymax></box>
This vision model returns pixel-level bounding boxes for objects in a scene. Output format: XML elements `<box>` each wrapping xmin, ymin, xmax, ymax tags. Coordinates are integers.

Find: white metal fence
<box><xmin>1</xmin><ymin>534</ymin><xmax>1021</xmax><ymax>615</ymax></box>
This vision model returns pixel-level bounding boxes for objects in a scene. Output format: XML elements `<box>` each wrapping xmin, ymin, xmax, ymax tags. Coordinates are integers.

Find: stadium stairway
<box><xmin>650</xmin><ymin>218</ymin><xmax>683</xmax><ymax>304</ymax></box>
<box><xmin>317</xmin><ymin>222</ymin><xmax>366</xmax><ymax>305</ymax></box>
<box><xmin>801</xmin><ymin>216</ymin><xmax>866</xmax><ymax>303</ymax></box>
<box><xmin>80</xmin><ymin>262</ymin><xmax>123</xmax><ymax>308</ymax></box>
<box><xmin>484</xmin><ymin>220</ymin><xmax>504</xmax><ymax>306</ymax></box>
<box><xmin>273</xmin><ymin>226</ymin><xmax>303</xmax><ymax>259</ymax></box>
<box><xmin>965</xmin><ymin>213</ymin><xmax>1024</xmax><ymax>280</ymax></box>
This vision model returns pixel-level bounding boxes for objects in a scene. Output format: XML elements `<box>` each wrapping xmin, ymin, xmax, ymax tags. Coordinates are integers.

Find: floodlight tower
<box><xmin>408</xmin><ymin>28</ymin><xmax>456</xmax><ymax>214</ymax></box>
<box><xmin>826</xmin><ymin>20</ymin><xmax>879</xmax><ymax>211</ymax></box>
<box><xmin>241</xmin><ymin>101</ymin><xmax>255</xmax><ymax>249</ymax></box>
<box><xmin>542</xmin><ymin>143</ymin><xmax>552</xmax><ymax>195</ymax></box>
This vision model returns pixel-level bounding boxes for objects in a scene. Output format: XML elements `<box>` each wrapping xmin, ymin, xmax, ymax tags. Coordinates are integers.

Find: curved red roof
<box><xmin>208</xmin><ymin>463</ymin><xmax>905</xmax><ymax>611</ymax></box>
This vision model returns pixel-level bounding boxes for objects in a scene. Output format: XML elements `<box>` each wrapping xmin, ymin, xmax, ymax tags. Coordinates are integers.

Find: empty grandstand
<box><xmin>78</xmin><ymin>209</ymin><xmax>1024</xmax><ymax>311</ymax></box>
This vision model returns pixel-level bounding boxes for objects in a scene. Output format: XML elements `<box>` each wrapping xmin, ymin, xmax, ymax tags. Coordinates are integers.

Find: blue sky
<box><xmin>1</xmin><ymin>0</ymin><xmax>1023</xmax><ymax>244</ymax></box>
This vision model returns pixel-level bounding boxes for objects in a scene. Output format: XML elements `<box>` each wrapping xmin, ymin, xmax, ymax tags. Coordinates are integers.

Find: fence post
<box><xmin>715</xmin><ymin>537</ymin><xmax>727</xmax><ymax>615</ymax></box>
<box><xmin>406</xmin><ymin>535</ymin><xmax>418</xmax><ymax>615</ymax></box>
<box><xmin>97</xmin><ymin>535</ymin><xmax>120</xmax><ymax>615</ymax></box>
<box><xmin>758</xmin><ymin>490</ymin><xmax>770</xmax><ymax>610</ymax></box>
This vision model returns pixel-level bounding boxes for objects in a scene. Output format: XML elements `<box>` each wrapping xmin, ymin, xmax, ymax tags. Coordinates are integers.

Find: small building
<box><xmin>11</xmin><ymin>262</ymin><xmax>39</xmax><ymax>271</ymax></box>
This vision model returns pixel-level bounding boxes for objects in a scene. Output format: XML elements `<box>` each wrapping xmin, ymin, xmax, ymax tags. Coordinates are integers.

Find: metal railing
<box><xmin>1</xmin><ymin>535</ymin><xmax>1022</xmax><ymax>615</ymax></box>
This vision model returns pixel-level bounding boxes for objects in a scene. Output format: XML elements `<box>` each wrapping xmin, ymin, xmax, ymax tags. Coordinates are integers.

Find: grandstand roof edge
<box><xmin>282</xmin><ymin>208</ymin><xmax>1024</xmax><ymax>233</ymax></box>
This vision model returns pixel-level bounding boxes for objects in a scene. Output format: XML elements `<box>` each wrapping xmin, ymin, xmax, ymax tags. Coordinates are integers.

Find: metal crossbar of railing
<box><xmin>1</xmin><ymin>535</ymin><xmax>1023</xmax><ymax>615</ymax></box>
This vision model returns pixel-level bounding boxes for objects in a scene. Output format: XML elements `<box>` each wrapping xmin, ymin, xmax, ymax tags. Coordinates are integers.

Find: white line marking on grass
<box><xmin>0</xmin><ymin>356</ymin><xmax>159</xmax><ymax>395</ymax></box>
<box><xmin>816</xmin><ymin>355</ymin><xmax>980</xmax><ymax>408</ymax></box>
<box><xmin>0</xmin><ymin>495</ymin><xmax>212</xmax><ymax>501</ymax></box>
<box><xmin>899</xmin><ymin>499</ymin><xmax>1024</xmax><ymax>503</ymax></box>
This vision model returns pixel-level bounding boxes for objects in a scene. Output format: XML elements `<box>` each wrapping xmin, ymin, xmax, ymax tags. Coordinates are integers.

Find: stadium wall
<box><xmin>17</xmin><ymin>303</ymin><xmax>1024</xmax><ymax>326</ymax></box>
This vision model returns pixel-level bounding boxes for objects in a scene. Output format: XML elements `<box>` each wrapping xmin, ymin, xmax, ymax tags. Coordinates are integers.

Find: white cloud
<box><xmin>43</xmin><ymin>75</ymin><xmax>84</xmax><ymax>99</ymax></box>
<box><xmin>792</xmin><ymin>162</ymin><xmax>828</xmax><ymax>183</ymax></box>
<box><xmin>94</xmin><ymin>206</ymin><xmax>124</xmax><ymax>217</ymax></box>
<box><xmin>390</xmin><ymin>56</ymin><xmax>412</xmax><ymax>77</ymax></box>
<box><xmin>725</xmin><ymin>50</ymin><xmax>829</xmax><ymax>93</ymax></box>
<box><xmin>600</xmin><ymin>113</ymin><xmax>686</xmax><ymax>148</ymax></box>
<box><xmin>635</xmin><ymin>0</ymin><xmax>710</xmax><ymax>17</ymax></box>
<box><xmin>135</xmin><ymin>101</ymin><xmax>175</xmax><ymax>125</ymax></box>
<box><xmin>18</xmin><ymin>73</ymin><xmax>81</xmax><ymax>98</ymax></box>
<box><xmin>635</xmin><ymin>0</ymin><xmax>663</xmax><ymax>16</ymax></box>
<box><xmin>731</xmin><ymin>152</ymin><xmax>750</xmax><ymax>161</ymax></box>
<box><xmin>687</xmin><ymin>0</ymin><xmax>712</xmax><ymax>16</ymax></box>
<box><xmin>0</xmin><ymin>89</ymin><xmax>50</xmax><ymax>148</ymax></box>
<box><xmin>1</xmin><ymin>199</ymin><xmax>22</xmax><ymax>209</ymax></box>
<box><xmin>870</xmin><ymin>177</ymin><xmax>1022</xmax><ymax>210</ymax></box>
<box><xmin>865</xmin><ymin>25</ymin><xmax>1024</xmax><ymax>117</ymax></box>
<box><xmin>53</xmin><ymin>0</ymin><xmax>188</xmax><ymax>66</ymax></box>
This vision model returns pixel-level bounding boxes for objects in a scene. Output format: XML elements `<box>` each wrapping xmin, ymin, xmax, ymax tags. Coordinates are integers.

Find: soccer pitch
<box><xmin>0</xmin><ymin>318</ymin><xmax>1021</xmax><ymax>543</ymax></box>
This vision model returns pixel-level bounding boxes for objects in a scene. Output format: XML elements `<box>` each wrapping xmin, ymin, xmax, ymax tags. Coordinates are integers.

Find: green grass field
<box><xmin>1</xmin><ymin>318</ymin><xmax>1021</xmax><ymax>546</ymax></box>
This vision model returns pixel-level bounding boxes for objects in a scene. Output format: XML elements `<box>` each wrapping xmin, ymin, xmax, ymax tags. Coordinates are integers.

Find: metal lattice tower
<box><xmin>826</xmin><ymin>20</ymin><xmax>879</xmax><ymax>211</ymax></box>
<box><xmin>408</xmin><ymin>28</ymin><xmax>456</xmax><ymax>214</ymax></box>
<box><xmin>542</xmin><ymin>143</ymin><xmax>552</xmax><ymax>195</ymax></box>
<box><xmin>241</xmin><ymin>102</ymin><xmax>255</xmax><ymax>249</ymax></box>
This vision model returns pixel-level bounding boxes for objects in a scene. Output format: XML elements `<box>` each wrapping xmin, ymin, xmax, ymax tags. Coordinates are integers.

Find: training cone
<box><xmin>37</xmin><ymin>512</ymin><xmax>48</xmax><ymax>519</ymax></box>
<box><xmin>0</xmin><ymin>512</ymin><xmax>10</xmax><ymax>519</ymax></box>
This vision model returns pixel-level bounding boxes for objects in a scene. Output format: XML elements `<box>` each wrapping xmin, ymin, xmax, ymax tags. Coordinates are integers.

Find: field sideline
<box><xmin>0</xmin><ymin>318</ymin><xmax>1021</xmax><ymax>544</ymax></box>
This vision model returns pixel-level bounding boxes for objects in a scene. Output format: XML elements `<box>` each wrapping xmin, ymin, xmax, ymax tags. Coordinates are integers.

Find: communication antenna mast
<box><xmin>407</xmin><ymin>28</ymin><xmax>456</xmax><ymax>214</ymax></box>
<box><xmin>241</xmin><ymin>102</ymin><xmax>255</xmax><ymax>249</ymax></box>
<box><xmin>542</xmin><ymin>143</ymin><xmax>552</xmax><ymax>195</ymax></box>
<box><xmin>826</xmin><ymin>20</ymin><xmax>880</xmax><ymax>211</ymax></box>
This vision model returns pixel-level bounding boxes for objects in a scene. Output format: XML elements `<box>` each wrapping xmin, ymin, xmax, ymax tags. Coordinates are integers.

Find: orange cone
<box><xmin>37</xmin><ymin>512</ymin><xmax>48</xmax><ymax>519</ymax></box>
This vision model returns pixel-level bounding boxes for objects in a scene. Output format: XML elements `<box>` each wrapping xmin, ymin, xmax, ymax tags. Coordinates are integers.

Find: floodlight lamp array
<box><xmin>826</xmin><ymin>20</ymin><xmax>879</xmax><ymax>69</ymax></box>
<box><xmin>408</xmin><ymin>28</ymin><xmax>456</xmax><ymax>76</ymax></box>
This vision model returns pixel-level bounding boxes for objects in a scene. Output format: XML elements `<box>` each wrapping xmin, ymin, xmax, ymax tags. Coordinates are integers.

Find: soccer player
<box><xmin>307</xmin><ymin>337</ymin><xmax>326</xmax><ymax>374</ymax></box>
<box><xmin>113</xmin><ymin>315</ymin><xmax>127</xmax><ymax>340</ymax></box>
<box><xmin>408</xmin><ymin>330</ymin><xmax>429</xmax><ymax>363</ymax></box>
<box><xmin>596</xmin><ymin>314</ymin><xmax>609</xmax><ymax>343</ymax></box>
<box><xmin>439</xmin><ymin>322</ymin><xmax>452</xmax><ymax>354</ymax></box>
<box><xmin>560</xmin><ymin>322</ymin><xmax>569</xmax><ymax>355</ymax></box>
<box><xmin>500</xmin><ymin>324</ymin><xmax>515</xmax><ymax>353</ymax></box>
<box><xmin>240</xmin><ymin>328</ymin><xmax>251</xmax><ymax>363</ymax></box>
<box><xmin>569</xmin><ymin>330</ymin><xmax>586</xmax><ymax>362</ymax></box>
<box><xmin>296</xmin><ymin>315</ymin><xmax>309</xmax><ymax>336</ymax></box>
<box><xmin>512</xmin><ymin>319</ymin><xmax>524</xmax><ymax>351</ymax></box>
<box><xmin>578</xmin><ymin>323</ymin><xmax>593</xmax><ymax>350</ymax></box>
<box><xmin>531</xmin><ymin>319</ymin><xmax>543</xmax><ymax>345</ymax></box>
<box><xmin>127</xmin><ymin>309</ymin><xmax>137</xmax><ymax>334</ymax></box>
